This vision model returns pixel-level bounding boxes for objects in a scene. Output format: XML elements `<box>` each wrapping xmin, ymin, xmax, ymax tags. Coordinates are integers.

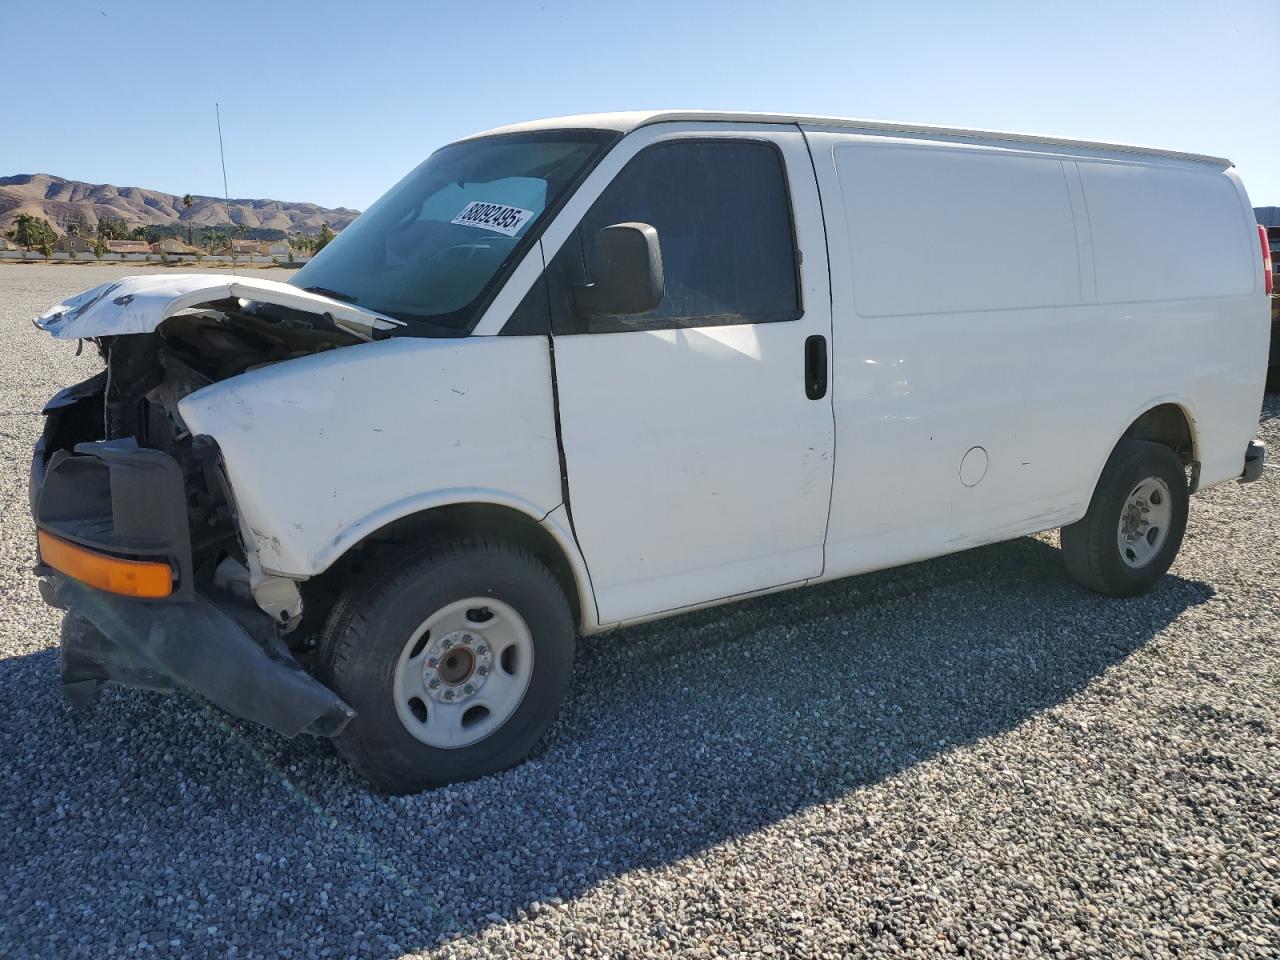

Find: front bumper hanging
<box><xmin>53</xmin><ymin>578</ymin><xmax>354</xmax><ymax>738</ymax></box>
<box><xmin>31</xmin><ymin>391</ymin><xmax>354</xmax><ymax>738</ymax></box>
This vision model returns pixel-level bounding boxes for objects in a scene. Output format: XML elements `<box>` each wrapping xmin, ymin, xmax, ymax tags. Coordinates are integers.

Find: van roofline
<box><xmin>464</xmin><ymin>110</ymin><xmax>1231</xmax><ymax>167</ymax></box>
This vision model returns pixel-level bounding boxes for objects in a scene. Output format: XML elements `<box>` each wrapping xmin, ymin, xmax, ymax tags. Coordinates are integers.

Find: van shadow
<box><xmin>1</xmin><ymin>536</ymin><xmax>1213</xmax><ymax>958</ymax></box>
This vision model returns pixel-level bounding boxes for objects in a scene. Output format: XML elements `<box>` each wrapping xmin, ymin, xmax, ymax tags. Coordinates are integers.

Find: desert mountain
<box><xmin>0</xmin><ymin>174</ymin><xmax>359</xmax><ymax>237</ymax></box>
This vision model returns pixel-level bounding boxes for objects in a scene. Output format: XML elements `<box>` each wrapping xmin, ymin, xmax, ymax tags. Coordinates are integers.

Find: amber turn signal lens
<box><xmin>37</xmin><ymin>530</ymin><xmax>173</xmax><ymax>599</ymax></box>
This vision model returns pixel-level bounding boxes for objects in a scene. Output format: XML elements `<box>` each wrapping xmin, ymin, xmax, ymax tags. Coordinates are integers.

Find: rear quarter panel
<box><xmin>1188</xmin><ymin>166</ymin><xmax>1270</xmax><ymax>486</ymax></box>
<box><xmin>805</xmin><ymin>126</ymin><xmax>1267</xmax><ymax>580</ymax></box>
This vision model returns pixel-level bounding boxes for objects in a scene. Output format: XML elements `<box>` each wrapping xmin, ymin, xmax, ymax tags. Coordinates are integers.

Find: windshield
<box><xmin>290</xmin><ymin>130</ymin><xmax>614</xmax><ymax>334</ymax></box>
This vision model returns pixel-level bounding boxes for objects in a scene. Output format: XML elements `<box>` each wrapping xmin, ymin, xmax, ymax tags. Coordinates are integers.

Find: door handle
<box><xmin>804</xmin><ymin>335</ymin><xmax>827</xmax><ymax>400</ymax></box>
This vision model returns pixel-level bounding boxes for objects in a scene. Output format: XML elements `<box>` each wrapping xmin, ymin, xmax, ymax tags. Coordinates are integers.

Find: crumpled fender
<box><xmin>34</xmin><ymin>273</ymin><xmax>404</xmax><ymax>341</ymax></box>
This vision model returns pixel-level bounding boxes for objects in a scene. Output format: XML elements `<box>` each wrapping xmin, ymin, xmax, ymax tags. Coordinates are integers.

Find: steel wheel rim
<box><xmin>392</xmin><ymin>597</ymin><xmax>534</xmax><ymax>749</ymax></box>
<box><xmin>1116</xmin><ymin>476</ymin><xmax>1173</xmax><ymax>569</ymax></box>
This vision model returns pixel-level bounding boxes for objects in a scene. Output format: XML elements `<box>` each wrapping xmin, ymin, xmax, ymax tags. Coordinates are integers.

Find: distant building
<box><xmin>105</xmin><ymin>239</ymin><xmax>150</xmax><ymax>254</ymax></box>
<box><xmin>0</xmin><ymin>236</ymin><xmax>24</xmax><ymax>251</ymax></box>
<box><xmin>150</xmin><ymin>238</ymin><xmax>200</xmax><ymax>257</ymax></box>
<box><xmin>54</xmin><ymin>236</ymin><xmax>94</xmax><ymax>254</ymax></box>
<box><xmin>228</xmin><ymin>239</ymin><xmax>262</xmax><ymax>255</ymax></box>
<box><xmin>263</xmin><ymin>240</ymin><xmax>292</xmax><ymax>257</ymax></box>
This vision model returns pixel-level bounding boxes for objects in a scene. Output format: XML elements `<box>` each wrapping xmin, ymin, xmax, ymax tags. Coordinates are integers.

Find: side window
<box><xmin>550</xmin><ymin>139</ymin><xmax>801</xmax><ymax>334</ymax></box>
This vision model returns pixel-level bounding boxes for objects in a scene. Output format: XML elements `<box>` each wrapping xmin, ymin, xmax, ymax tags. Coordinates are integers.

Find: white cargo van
<box><xmin>30</xmin><ymin>112</ymin><xmax>1270</xmax><ymax>792</ymax></box>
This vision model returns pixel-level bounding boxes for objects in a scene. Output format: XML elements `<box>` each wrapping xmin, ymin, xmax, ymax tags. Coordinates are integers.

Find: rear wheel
<box><xmin>1060</xmin><ymin>439</ymin><xmax>1189</xmax><ymax>597</ymax></box>
<box><xmin>316</xmin><ymin>539</ymin><xmax>574</xmax><ymax>793</ymax></box>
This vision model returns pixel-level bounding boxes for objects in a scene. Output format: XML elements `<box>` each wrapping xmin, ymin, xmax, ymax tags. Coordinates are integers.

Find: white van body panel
<box><xmin>537</xmin><ymin>123</ymin><xmax>836</xmax><ymax>625</ymax></box>
<box><xmin>177</xmin><ymin>336</ymin><xmax>565</xmax><ymax>578</ymax></box>
<box><xmin>555</xmin><ymin>320</ymin><xmax>828</xmax><ymax>624</ymax></box>
<box><xmin>28</xmin><ymin>109</ymin><xmax>1271</xmax><ymax>769</ymax></box>
<box><xmin>803</xmin><ymin>124</ymin><xmax>1266</xmax><ymax>581</ymax></box>
<box><xmin>74</xmin><ymin>111</ymin><xmax>1258</xmax><ymax>636</ymax></box>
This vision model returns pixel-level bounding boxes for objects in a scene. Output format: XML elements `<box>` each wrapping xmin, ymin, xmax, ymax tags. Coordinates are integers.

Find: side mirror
<box><xmin>573</xmin><ymin>222</ymin><xmax>664</xmax><ymax>318</ymax></box>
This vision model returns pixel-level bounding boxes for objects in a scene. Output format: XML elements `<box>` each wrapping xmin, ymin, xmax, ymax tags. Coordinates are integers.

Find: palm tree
<box><xmin>182</xmin><ymin>194</ymin><xmax>195</xmax><ymax>246</ymax></box>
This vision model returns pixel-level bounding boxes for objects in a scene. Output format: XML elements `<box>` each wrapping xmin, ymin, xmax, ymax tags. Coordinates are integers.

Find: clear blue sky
<box><xmin>5</xmin><ymin>0</ymin><xmax>1278</xmax><ymax>211</ymax></box>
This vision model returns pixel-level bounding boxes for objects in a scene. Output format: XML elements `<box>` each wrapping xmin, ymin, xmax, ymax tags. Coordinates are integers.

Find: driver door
<box><xmin>542</xmin><ymin>125</ymin><xmax>835</xmax><ymax>625</ymax></box>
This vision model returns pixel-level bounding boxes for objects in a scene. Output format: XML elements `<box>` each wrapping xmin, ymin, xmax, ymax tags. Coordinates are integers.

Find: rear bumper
<box><xmin>1240</xmin><ymin>440</ymin><xmax>1266</xmax><ymax>484</ymax></box>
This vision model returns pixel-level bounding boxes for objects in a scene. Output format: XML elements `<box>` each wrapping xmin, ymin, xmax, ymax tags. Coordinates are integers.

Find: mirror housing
<box><xmin>573</xmin><ymin>222</ymin><xmax>665</xmax><ymax>318</ymax></box>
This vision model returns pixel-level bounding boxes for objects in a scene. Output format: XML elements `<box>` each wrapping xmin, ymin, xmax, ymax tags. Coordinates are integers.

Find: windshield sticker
<box><xmin>451</xmin><ymin>201</ymin><xmax>535</xmax><ymax>237</ymax></box>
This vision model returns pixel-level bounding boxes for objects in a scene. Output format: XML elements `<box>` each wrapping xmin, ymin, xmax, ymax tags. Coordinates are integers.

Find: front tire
<box><xmin>1060</xmin><ymin>439</ymin><xmax>1189</xmax><ymax>597</ymax></box>
<box><xmin>316</xmin><ymin>539</ymin><xmax>575</xmax><ymax>793</ymax></box>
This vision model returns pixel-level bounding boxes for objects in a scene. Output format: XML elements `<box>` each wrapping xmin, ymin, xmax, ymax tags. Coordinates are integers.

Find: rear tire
<box><xmin>1060</xmin><ymin>439</ymin><xmax>1189</xmax><ymax>597</ymax></box>
<box><xmin>316</xmin><ymin>539</ymin><xmax>574</xmax><ymax>794</ymax></box>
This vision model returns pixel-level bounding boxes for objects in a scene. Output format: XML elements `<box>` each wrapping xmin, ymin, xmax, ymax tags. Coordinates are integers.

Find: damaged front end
<box><xmin>30</xmin><ymin>274</ymin><xmax>401</xmax><ymax>738</ymax></box>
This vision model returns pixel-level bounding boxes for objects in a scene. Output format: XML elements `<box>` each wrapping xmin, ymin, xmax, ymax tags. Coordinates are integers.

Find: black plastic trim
<box><xmin>55</xmin><ymin>578</ymin><xmax>354</xmax><ymax>738</ymax></box>
<box><xmin>41</xmin><ymin>370</ymin><xmax>107</xmax><ymax>415</ymax></box>
<box><xmin>805</xmin><ymin>334</ymin><xmax>828</xmax><ymax>400</ymax></box>
<box><xmin>1240</xmin><ymin>440</ymin><xmax>1265</xmax><ymax>483</ymax></box>
<box><xmin>35</xmin><ymin>436</ymin><xmax>196</xmax><ymax>601</ymax></box>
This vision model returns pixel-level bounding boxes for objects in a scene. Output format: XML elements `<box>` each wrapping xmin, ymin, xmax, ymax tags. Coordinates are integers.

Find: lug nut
<box><xmin>428</xmin><ymin>679</ymin><xmax>440</xmax><ymax>689</ymax></box>
<box><xmin>463</xmin><ymin>684</ymin><xmax>475</xmax><ymax>695</ymax></box>
<box><xmin>477</xmin><ymin>667</ymin><xmax>488</xmax><ymax>677</ymax></box>
<box><xmin>427</xmin><ymin>657</ymin><xmax>438</xmax><ymax>667</ymax></box>
<box><xmin>444</xmin><ymin>690</ymin><xmax>455</xmax><ymax>701</ymax></box>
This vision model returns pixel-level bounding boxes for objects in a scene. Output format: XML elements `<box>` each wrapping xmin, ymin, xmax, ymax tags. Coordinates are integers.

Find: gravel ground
<box><xmin>1</xmin><ymin>263</ymin><xmax>1277</xmax><ymax>959</ymax></box>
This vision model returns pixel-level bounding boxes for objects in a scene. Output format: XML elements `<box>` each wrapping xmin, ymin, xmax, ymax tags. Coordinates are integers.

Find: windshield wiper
<box><xmin>302</xmin><ymin>285</ymin><xmax>358</xmax><ymax>304</ymax></box>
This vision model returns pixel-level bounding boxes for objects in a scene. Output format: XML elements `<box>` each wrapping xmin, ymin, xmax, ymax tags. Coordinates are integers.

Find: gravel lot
<box><xmin>1</xmin><ymin>263</ymin><xmax>1277</xmax><ymax>959</ymax></box>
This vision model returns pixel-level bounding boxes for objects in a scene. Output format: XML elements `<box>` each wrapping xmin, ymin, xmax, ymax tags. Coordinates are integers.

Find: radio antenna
<box><xmin>216</xmin><ymin>102</ymin><xmax>235</xmax><ymax>275</ymax></box>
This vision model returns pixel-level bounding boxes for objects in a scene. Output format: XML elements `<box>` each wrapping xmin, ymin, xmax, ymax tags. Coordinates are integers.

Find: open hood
<box><xmin>34</xmin><ymin>273</ymin><xmax>405</xmax><ymax>341</ymax></box>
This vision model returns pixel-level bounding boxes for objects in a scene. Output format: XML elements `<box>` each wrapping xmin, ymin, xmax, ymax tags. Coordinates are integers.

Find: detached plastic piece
<box><xmin>35</xmin><ymin>438</ymin><xmax>195</xmax><ymax>601</ymax></box>
<box><xmin>55</xmin><ymin>578</ymin><xmax>355</xmax><ymax>738</ymax></box>
<box><xmin>1240</xmin><ymin>440</ymin><xmax>1265</xmax><ymax>484</ymax></box>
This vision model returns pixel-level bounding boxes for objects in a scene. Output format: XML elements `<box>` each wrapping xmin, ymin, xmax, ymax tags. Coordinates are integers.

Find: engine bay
<box><xmin>35</xmin><ymin>296</ymin><xmax>371</xmax><ymax>637</ymax></box>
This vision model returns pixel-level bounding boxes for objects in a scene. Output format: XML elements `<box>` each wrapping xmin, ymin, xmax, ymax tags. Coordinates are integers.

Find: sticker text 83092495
<box><xmin>451</xmin><ymin>201</ymin><xmax>535</xmax><ymax>237</ymax></box>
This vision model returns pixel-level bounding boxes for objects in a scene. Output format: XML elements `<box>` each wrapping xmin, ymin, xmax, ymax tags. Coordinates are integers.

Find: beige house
<box><xmin>150</xmin><ymin>238</ymin><xmax>200</xmax><ymax>257</ymax></box>
<box><xmin>228</xmin><ymin>239</ymin><xmax>261</xmax><ymax>255</ymax></box>
<box><xmin>264</xmin><ymin>240</ymin><xmax>292</xmax><ymax>257</ymax></box>
<box><xmin>54</xmin><ymin>236</ymin><xmax>95</xmax><ymax>254</ymax></box>
<box><xmin>106</xmin><ymin>239</ymin><xmax>151</xmax><ymax>254</ymax></box>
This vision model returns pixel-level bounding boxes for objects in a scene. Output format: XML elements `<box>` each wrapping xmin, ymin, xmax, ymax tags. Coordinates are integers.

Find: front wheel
<box><xmin>1060</xmin><ymin>439</ymin><xmax>1189</xmax><ymax>597</ymax></box>
<box><xmin>316</xmin><ymin>539</ymin><xmax>575</xmax><ymax>793</ymax></box>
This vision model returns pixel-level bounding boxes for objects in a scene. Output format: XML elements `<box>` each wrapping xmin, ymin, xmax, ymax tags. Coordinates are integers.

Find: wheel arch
<box><xmin>1086</xmin><ymin>397</ymin><xmax>1201</xmax><ymax>503</ymax></box>
<box><xmin>1122</xmin><ymin>401</ymin><xmax>1198</xmax><ymax>466</ymax></box>
<box><xmin>308</xmin><ymin>494</ymin><xmax>595</xmax><ymax>630</ymax></box>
